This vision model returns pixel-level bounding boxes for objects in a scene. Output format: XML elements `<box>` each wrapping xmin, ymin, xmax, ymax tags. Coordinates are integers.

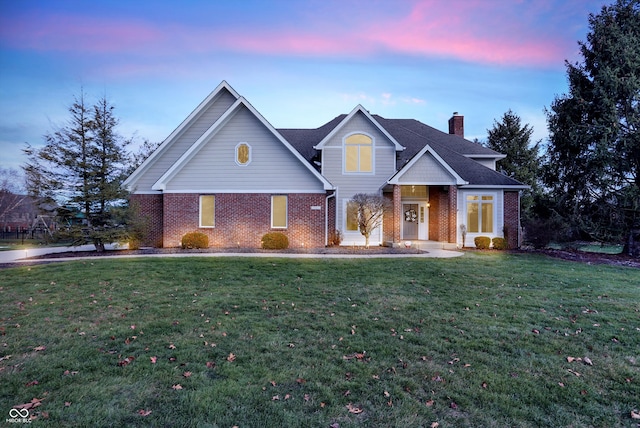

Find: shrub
<box><xmin>262</xmin><ymin>232</ymin><xmax>289</xmax><ymax>249</ymax></box>
<box><xmin>492</xmin><ymin>237</ymin><xmax>507</xmax><ymax>250</ymax></box>
<box><xmin>181</xmin><ymin>232</ymin><xmax>209</xmax><ymax>249</ymax></box>
<box><xmin>328</xmin><ymin>230</ymin><xmax>343</xmax><ymax>247</ymax></box>
<box><xmin>474</xmin><ymin>236</ymin><xmax>491</xmax><ymax>249</ymax></box>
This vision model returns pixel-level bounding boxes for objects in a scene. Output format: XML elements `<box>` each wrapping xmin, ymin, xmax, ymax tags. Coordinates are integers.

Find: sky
<box><xmin>0</xmin><ymin>0</ymin><xmax>607</xmax><ymax>172</ymax></box>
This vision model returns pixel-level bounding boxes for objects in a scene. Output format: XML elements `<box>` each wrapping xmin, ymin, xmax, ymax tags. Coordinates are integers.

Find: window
<box><xmin>346</xmin><ymin>201</ymin><xmax>359</xmax><ymax>231</ymax></box>
<box><xmin>466</xmin><ymin>195</ymin><xmax>493</xmax><ymax>233</ymax></box>
<box><xmin>235</xmin><ymin>142</ymin><xmax>251</xmax><ymax>166</ymax></box>
<box><xmin>271</xmin><ymin>195</ymin><xmax>287</xmax><ymax>228</ymax></box>
<box><xmin>200</xmin><ymin>195</ymin><xmax>215</xmax><ymax>228</ymax></box>
<box><xmin>345</xmin><ymin>133</ymin><xmax>372</xmax><ymax>173</ymax></box>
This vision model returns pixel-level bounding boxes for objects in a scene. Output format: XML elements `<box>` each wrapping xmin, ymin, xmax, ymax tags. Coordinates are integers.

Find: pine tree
<box><xmin>486</xmin><ymin>110</ymin><xmax>541</xmax><ymax>222</ymax></box>
<box><xmin>22</xmin><ymin>91</ymin><xmax>130</xmax><ymax>250</ymax></box>
<box><xmin>544</xmin><ymin>0</ymin><xmax>640</xmax><ymax>254</ymax></box>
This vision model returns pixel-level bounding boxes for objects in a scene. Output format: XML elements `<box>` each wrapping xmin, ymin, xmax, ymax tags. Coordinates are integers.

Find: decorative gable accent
<box><xmin>388</xmin><ymin>145</ymin><xmax>467</xmax><ymax>185</ymax></box>
<box><xmin>314</xmin><ymin>105</ymin><xmax>404</xmax><ymax>152</ymax></box>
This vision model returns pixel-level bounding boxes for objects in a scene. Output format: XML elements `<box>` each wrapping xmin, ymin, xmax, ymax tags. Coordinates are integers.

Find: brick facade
<box><xmin>129</xmin><ymin>194</ymin><xmax>164</xmax><ymax>247</ymax></box>
<box><xmin>162</xmin><ymin>193</ymin><xmax>327</xmax><ymax>248</ymax></box>
<box><xmin>503</xmin><ymin>191</ymin><xmax>521</xmax><ymax>249</ymax></box>
<box><xmin>426</xmin><ymin>186</ymin><xmax>456</xmax><ymax>243</ymax></box>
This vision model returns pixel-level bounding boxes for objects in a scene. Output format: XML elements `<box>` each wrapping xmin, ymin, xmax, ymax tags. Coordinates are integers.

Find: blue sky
<box><xmin>0</xmin><ymin>0</ymin><xmax>606</xmax><ymax>171</ymax></box>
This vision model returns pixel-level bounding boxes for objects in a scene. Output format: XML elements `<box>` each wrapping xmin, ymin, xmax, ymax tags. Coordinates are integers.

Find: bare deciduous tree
<box><xmin>348</xmin><ymin>193</ymin><xmax>391</xmax><ymax>248</ymax></box>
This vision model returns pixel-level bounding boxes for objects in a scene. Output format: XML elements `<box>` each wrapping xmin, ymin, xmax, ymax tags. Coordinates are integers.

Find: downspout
<box><xmin>325</xmin><ymin>191</ymin><xmax>336</xmax><ymax>246</ymax></box>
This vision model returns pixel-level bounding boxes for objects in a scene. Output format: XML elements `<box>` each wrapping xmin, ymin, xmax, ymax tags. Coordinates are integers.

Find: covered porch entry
<box><xmin>385</xmin><ymin>184</ymin><xmax>458</xmax><ymax>246</ymax></box>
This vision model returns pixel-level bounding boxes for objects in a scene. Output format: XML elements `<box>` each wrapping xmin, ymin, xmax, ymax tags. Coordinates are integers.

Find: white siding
<box><xmin>321</xmin><ymin>111</ymin><xmax>397</xmax><ymax>245</ymax></box>
<box><xmin>396</xmin><ymin>152</ymin><xmax>456</xmax><ymax>184</ymax></box>
<box><xmin>164</xmin><ymin>105</ymin><xmax>325</xmax><ymax>193</ymax></box>
<box><xmin>131</xmin><ymin>89</ymin><xmax>238</xmax><ymax>192</ymax></box>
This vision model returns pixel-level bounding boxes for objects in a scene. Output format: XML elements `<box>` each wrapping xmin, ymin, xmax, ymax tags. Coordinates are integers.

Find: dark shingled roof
<box><xmin>277</xmin><ymin>114</ymin><xmax>524</xmax><ymax>187</ymax></box>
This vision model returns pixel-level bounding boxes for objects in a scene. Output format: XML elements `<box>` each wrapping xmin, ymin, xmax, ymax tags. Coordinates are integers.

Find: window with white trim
<box><xmin>344</xmin><ymin>133</ymin><xmax>372</xmax><ymax>173</ymax></box>
<box><xmin>271</xmin><ymin>195</ymin><xmax>287</xmax><ymax>228</ymax></box>
<box><xmin>235</xmin><ymin>142</ymin><xmax>251</xmax><ymax>166</ymax></box>
<box><xmin>466</xmin><ymin>195</ymin><xmax>494</xmax><ymax>233</ymax></box>
<box><xmin>346</xmin><ymin>200</ymin><xmax>359</xmax><ymax>231</ymax></box>
<box><xmin>199</xmin><ymin>195</ymin><xmax>215</xmax><ymax>228</ymax></box>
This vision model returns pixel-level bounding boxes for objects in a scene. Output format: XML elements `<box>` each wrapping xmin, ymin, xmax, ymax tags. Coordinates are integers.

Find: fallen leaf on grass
<box><xmin>172</xmin><ymin>384</ymin><xmax>183</xmax><ymax>390</ymax></box>
<box><xmin>272</xmin><ymin>395</ymin><xmax>280</xmax><ymax>401</ymax></box>
<box><xmin>25</xmin><ymin>380</ymin><xmax>38</xmax><ymax>387</ymax></box>
<box><xmin>137</xmin><ymin>409</ymin><xmax>152</xmax><ymax>416</ymax></box>
<box><xmin>567</xmin><ymin>369</ymin><xmax>581</xmax><ymax>377</ymax></box>
<box><xmin>206</xmin><ymin>361</ymin><xmax>215</xmax><ymax>368</ymax></box>
<box><xmin>631</xmin><ymin>409</ymin><xmax>640</xmax><ymax>419</ymax></box>
<box><xmin>425</xmin><ymin>400</ymin><xmax>434</xmax><ymax>407</ymax></box>
<box><xmin>346</xmin><ymin>403</ymin><xmax>363</xmax><ymax>414</ymax></box>
<box><xmin>227</xmin><ymin>353</ymin><xmax>236</xmax><ymax>362</ymax></box>
<box><xmin>583</xmin><ymin>357</ymin><xmax>593</xmax><ymax>366</ymax></box>
<box><xmin>431</xmin><ymin>422</ymin><xmax>439</xmax><ymax>428</ymax></box>
<box><xmin>117</xmin><ymin>356</ymin><xmax>135</xmax><ymax>367</ymax></box>
<box><xmin>150</xmin><ymin>356</ymin><xmax>157</xmax><ymax>364</ymax></box>
<box><xmin>183</xmin><ymin>371</ymin><xmax>192</xmax><ymax>378</ymax></box>
<box><xmin>13</xmin><ymin>397</ymin><xmax>42</xmax><ymax>411</ymax></box>
<box><xmin>33</xmin><ymin>346</ymin><xmax>46</xmax><ymax>352</ymax></box>
<box><xmin>65</xmin><ymin>402</ymin><xmax>71</xmax><ymax>407</ymax></box>
<box><xmin>168</xmin><ymin>343</ymin><xmax>176</xmax><ymax>349</ymax></box>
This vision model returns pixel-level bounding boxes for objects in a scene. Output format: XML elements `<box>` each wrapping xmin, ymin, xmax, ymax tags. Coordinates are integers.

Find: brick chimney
<box><xmin>448</xmin><ymin>112</ymin><xmax>464</xmax><ymax>137</ymax></box>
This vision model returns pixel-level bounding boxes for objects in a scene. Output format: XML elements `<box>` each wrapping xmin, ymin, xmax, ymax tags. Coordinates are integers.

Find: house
<box><xmin>124</xmin><ymin>81</ymin><xmax>527</xmax><ymax>249</ymax></box>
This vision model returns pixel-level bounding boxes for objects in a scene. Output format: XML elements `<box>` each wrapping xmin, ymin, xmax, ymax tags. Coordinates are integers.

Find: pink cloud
<box><xmin>1</xmin><ymin>1</ymin><xmax>593</xmax><ymax>68</ymax></box>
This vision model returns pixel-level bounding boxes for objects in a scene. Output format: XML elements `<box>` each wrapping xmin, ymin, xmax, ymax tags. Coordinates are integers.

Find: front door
<box><xmin>402</xmin><ymin>203</ymin><xmax>419</xmax><ymax>240</ymax></box>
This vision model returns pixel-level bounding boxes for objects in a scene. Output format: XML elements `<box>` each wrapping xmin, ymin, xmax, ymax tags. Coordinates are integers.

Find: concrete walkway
<box><xmin>0</xmin><ymin>245</ymin><xmax>463</xmax><ymax>265</ymax></box>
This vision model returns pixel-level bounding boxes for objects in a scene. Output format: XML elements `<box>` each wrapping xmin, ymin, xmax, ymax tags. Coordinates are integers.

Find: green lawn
<box><xmin>1</xmin><ymin>253</ymin><xmax>638</xmax><ymax>427</ymax></box>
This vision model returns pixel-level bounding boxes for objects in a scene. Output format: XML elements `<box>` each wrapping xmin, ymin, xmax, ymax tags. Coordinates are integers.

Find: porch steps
<box><xmin>385</xmin><ymin>240</ymin><xmax>459</xmax><ymax>251</ymax></box>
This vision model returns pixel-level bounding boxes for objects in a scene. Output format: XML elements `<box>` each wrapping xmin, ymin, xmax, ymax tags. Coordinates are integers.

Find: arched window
<box><xmin>344</xmin><ymin>133</ymin><xmax>372</xmax><ymax>173</ymax></box>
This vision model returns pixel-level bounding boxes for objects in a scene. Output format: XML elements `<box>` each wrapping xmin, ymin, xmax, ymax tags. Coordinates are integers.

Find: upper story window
<box><xmin>344</xmin><ymin>133</ymin><xmax>372</xmax><ymax>173</ymax></box>
<box><xmin>235</xmin><ymin>142</ymin><xmax>251</xmax><ymax>166</ymax></box>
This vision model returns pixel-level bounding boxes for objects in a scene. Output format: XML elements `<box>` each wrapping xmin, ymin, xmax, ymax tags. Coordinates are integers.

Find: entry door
<box><xmin>402</xmin><ymin>203</ymin><xmax>419</xmax><ymax>239</ymax></box>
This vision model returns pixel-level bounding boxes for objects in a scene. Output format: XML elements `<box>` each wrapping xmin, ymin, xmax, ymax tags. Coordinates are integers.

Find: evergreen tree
<box><xmin>22</xmin><ymin>91</ymin><xmax>130</xmax><ymax>250</ymax></box>
<box><xmin>544</xmin><ymin>0</ymin><xmax>640</xmax><ymax>254</ymax></box>
<box><xmin>486</xmin><ymin>110</ymin><xmax>541</xmax><ymax>222</ymax></box>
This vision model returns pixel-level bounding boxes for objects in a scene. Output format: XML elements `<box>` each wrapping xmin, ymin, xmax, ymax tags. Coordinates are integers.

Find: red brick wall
<box><xmin>427</xmin><ymin>186</ymin><xmax>455</xmax><ymax>243</ymax></box>
<box><xmin>448</xmin><ymin>186</ymin><xmax>458</xmax><ymax>243</ymax></box>
<box><xmin>503</xmin><ymin>191</ymin><xmax>521</xmax><ymax>249</ymax></box>
<box><xmin>130</xmin><ymin>194</ymin><xmax>163</xmax><ymax>247</ymax></box>
<box><xmin>382</xmin><ymin>191</ymin><xmax>394</xmax><ymax>243</ymax></box>
<box><xmin>162</xmin><ymin>193</ymin><xmax>327</xmax><ymax>248</ymax></box>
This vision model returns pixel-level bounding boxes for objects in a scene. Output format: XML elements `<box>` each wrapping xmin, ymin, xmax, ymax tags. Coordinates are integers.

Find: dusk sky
<box><xmin>0</xmin><ymin>0</ymin><xmax>607</xmax><ymax>172</ymax></box>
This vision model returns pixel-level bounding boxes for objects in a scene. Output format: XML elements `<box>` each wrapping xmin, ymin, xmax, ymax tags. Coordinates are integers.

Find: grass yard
<box><xmin>1</xmin><ymin>253</ymin><xmax>638</xmax><ymax>427</ymax></box>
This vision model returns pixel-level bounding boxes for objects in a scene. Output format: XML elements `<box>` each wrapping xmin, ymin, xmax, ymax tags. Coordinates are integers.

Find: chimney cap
<box><xmin>452</xmin><ymin>111</ymin><xmax>460</xmax><ymax>116</ymax></box>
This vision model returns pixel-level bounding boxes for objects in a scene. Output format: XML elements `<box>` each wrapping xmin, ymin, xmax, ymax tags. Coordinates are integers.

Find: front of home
<box><xmin>124</xmin><ymin>81</ymin><xmax>527</xmax><ymax>249</ymax></box>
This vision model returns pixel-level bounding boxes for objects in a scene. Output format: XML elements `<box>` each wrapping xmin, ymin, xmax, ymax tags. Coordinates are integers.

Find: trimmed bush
<box><xmin>492</xmin><ymin>237</ymin><xmax>507</xmax><ymax>250</ymax></box>
<box><xmin>474</xmin><ymin>236</ymin><xmax>491</xmax><ymax>250</ymax></box>
<box><xmin>262</xmin><ymin>232</ymin><xmax>289</xmax><ymax>250</ymax></box>
<box><xmin>181</xmin><ymin>232</ymin><xmax>209</xmax><ymax>249</ymax></box>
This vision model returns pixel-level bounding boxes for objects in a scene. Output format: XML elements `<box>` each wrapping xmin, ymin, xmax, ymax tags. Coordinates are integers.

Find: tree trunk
<box><xmin>623</xmin><ymin>229</ymin><xmax>640</xmax><ymax>258</ymax></box>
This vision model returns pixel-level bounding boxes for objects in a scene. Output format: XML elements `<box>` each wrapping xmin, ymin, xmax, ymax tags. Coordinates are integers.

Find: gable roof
<box><xmin>313</xmin><ymin>105</ymin><xmax>404</xmax><ymax>151</ymax></box>
<box><xmin>151</xmin><ymin>96</ymin><xmax>334</xmax><ymax>191</ymax></box>
<box><xmin>124</xmin><ymin>81</ymin><xmax>240</xmax><ymax>191</ymax></box>
<box><xmin>279</xmin><ymin>112</ymin><xmax>526</xmax><ymax>188</ymax></box>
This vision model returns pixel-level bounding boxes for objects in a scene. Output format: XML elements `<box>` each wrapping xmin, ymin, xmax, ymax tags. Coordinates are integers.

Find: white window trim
<box><xmin>464</xmin><ymin>191</ymin><xmax>497</xmax><ymax>235</ymax></box>
<box><xmin>271</xmin><ymin>195</ymin><xmax>288</xmax><ymax>229</ymax></box>
<box><xmin>199</xmin><ymin>195</ymin><xmax>215</xmax><ymax>228</ymax></box>
<box><xmin>342</xmin><ymin>132</ymin><xmax>375</xmax><ymax>175</ymax></box>
<box><xmin>235</xmin><ymin>142</ymin><xmax>252</xmax><ymax>166</ymax></box>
